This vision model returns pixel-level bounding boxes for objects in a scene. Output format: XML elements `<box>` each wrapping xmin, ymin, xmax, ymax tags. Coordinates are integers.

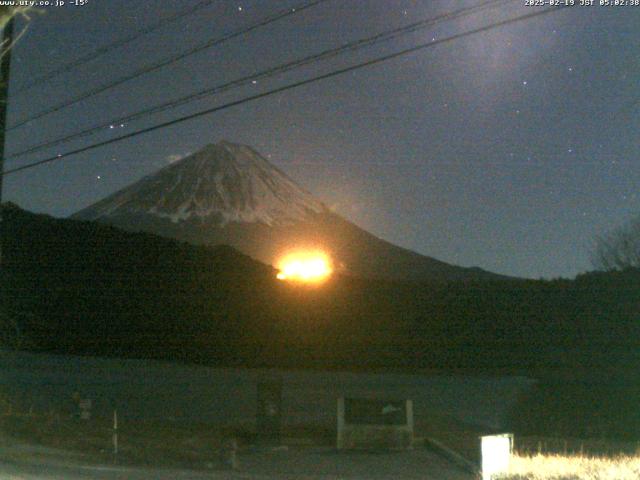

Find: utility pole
<box><xmin>0</xmin><ymin>17</ymin><xmax>14</xmax><ymax>266</ymax></box>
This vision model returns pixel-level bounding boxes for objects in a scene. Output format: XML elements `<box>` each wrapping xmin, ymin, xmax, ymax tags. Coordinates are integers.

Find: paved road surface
<box><xmin>0</xmin><ymin>445</ymin><xmax>474</xmax><ymax>479</ymax></box>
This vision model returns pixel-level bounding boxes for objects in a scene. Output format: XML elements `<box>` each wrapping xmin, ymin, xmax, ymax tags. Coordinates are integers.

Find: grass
<box><xmin>0</xmin><ymin>411</ymin><xmax>234</xmax><ymax>469</ymax></box>
<box><xmin>0</xmin><ymin>404</ymin><xmax>333</xmax><ymax>470</ymax></box>
<box><xmin>415</xmin><ymin>410</ymin><xmax>640</xmax><ymax>480</ymax></box>
<box><xmin>496</xmin><ymin>453</ymin><xmax>640</xmax><ymax>480</ymax></box>
<box><xmin>515</xmin><ymin>436</ymin><xmax>640</xmax><ymax>457</ymax></box>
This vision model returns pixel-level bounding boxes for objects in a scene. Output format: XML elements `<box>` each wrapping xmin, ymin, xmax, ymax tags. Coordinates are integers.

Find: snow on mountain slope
<box><xmin>75</xmin><ymin>141</ymin><xmax>327</xmax><ymax>227</ymax></box>
<box><xmin>73</xmin><ymin>141</ymin><xmax>507</xmax><ymax>282</ymax></box>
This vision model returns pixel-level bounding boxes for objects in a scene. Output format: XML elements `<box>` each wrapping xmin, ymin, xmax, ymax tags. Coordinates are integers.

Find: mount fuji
<box><xmin>72</xmin><ymin>141</ymin><xmax>503</xmax><ymax>281</ymax></box>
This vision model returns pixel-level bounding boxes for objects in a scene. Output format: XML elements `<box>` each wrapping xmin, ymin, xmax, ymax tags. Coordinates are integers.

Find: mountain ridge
<box><xmin>73</xmin><ymin>141</ymin><xmax>508</xmax><ymax>282</ymax></box>
<box><xmin>75</xmin><ymin>141</ymin><xmax>328</xmax><ymax>227</ymax></box>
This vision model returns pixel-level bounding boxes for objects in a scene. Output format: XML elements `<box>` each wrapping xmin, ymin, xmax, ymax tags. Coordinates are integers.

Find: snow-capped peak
<box><xmin>74</xmin><ymin>141</ymin><xmax>328</xmax><ymax>227</ymax></box>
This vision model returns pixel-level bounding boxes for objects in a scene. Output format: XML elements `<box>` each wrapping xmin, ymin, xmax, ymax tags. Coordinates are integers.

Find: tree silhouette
<box><xmin>592</xmin><ymin>214</ymin><xmax>640</xmax><ymax>271</ymax></box>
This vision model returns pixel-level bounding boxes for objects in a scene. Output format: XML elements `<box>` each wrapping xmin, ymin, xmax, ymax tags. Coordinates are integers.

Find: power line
<box><xmin>14</xmin><ymin>0</ymin><xmax>219</xmax><ymax>95</ymax></box>
<box><xmin>8</xmin><ymin>0</ymin><xmax>515</xmax><ymax>160</ymax></box>
<box><xmin>2</xmin><ymin>5</ymin><xmax>570</xmax><ymax>178</ymax></box>
<box><xmin>7</xmin><ymin>0</ymin><xmax>329</xmax><ymax>131</ymax></box>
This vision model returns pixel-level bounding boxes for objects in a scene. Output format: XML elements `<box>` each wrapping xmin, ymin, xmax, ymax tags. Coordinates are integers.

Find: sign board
<box><xmin>480</xmin><ymin>434</ymin><xmax>513</xmax><ymax>480</ymax></box>
<box><xmin>337</xmin><ymin>397</ymin><xmax>413</xmax><ymax>450</ymax></box>
<box><xmin>345</xmin><ymin>398</ymin><xmax>407</xmax><ymax>425</ymax></box>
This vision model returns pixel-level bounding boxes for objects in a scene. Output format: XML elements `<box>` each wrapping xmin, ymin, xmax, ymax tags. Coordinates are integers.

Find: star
<box><xmin>522</xmin><ymin>80</ymin><xmax>528</xmax><ymax>86</ymax></box>
<box><xmin>237</xmin><ymin>6</ymin><xmax>242</xmax><ymax>11</ymax></box>
<box><xmin>96</xmin><ymin>175</ymin><xmax>101</xmax><ymax>180</ymax></box>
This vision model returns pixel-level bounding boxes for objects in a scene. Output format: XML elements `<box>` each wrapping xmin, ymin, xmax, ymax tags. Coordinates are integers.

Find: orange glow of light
<box><xmin>276</xmin><ymin>251</ymin><xmax>333</xmax><ymax>283</ymax></box>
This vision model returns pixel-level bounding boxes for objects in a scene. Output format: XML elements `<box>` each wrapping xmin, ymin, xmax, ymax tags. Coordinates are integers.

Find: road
<box><xmin>0</xmin><ymin>445</ymin><xmax>474</xmax><ymax>479</ymax></box>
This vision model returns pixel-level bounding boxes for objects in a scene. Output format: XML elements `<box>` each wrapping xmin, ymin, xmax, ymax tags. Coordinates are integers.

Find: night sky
<box><xmin>4</xmin><ymin>0</ymin><xmax>639</xmax><ymax>279</ymax></box>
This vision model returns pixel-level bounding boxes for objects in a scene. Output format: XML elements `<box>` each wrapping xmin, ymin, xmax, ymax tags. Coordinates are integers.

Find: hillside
<box><xmin>3</xmin><ymin>203</ymin><xmax>639</xmax><ymax>375</ymax></box>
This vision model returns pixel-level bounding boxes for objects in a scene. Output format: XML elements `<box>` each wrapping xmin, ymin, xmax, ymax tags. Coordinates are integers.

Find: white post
<box><xmin>336</xmin><ymin>397</ymin><xmax>345</xmax><ymax>450</ymax></box>
<box><xmin>113</xmin><ymin>410</ymin><xmax>118</xmax><ymax>463</ymax></box>
<box><xmin>406</xmin><ymin>400</ymin><xmax>414</xmax><ymax>448</ymax></box>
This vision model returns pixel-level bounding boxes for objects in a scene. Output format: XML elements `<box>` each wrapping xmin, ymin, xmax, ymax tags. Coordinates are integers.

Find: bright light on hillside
<box><xmin>276</xmin><ymin>251</ymin><xmax>333</xmax><ymax>283</ymax></box>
